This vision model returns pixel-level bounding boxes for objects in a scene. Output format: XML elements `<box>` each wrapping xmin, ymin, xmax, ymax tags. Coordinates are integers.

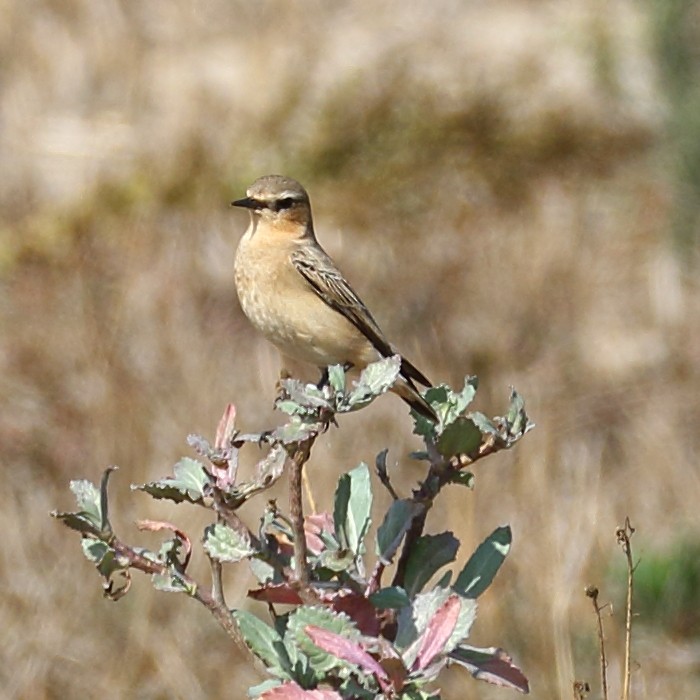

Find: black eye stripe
<box><xmin>272</xmin><ymin>197</ymin><xmax>295</xmax><ymax>211</ymax></box>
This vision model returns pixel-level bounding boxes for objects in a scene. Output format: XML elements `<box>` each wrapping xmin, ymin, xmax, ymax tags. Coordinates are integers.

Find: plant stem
<box><xmin>584</xmin><ymin>585</ymin><xmax>608</xmax><ymax>700</ymax></box>
<box><xmin>287</xmin><ymin>435</ymin><xmax>319</xmax><ymax>601</ymax></box>
<box><xmin>616</xmin><ymin>518</ymin><xmax>636</xmax><ymax>700</ymax></box>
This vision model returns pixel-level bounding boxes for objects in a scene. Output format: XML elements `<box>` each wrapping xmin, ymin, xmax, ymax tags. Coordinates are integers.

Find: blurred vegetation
<box><xmin>615</xmin><ymin>538</ymin><xmax>700</xmax><ymax>638</ymax></box>
<box><xmin>650</xmin><ymin>0</ymin><xmax>700</xmax><ymax>256</ymax></box>
<box><xmin>2</xmin><ymin>1</ymin><xmax>700</xmax><ymax>698</ymax></box>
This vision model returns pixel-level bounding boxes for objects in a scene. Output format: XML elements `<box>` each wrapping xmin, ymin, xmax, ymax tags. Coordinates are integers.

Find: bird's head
<box><xmin>232</xmin><ymin>175</ymin><xmax>313</xmax><ymax>233</ymax></box>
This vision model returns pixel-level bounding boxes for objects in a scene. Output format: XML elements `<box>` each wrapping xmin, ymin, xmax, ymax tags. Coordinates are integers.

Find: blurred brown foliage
<box><xmin>2</xmin><ymin>1</ymin><xmax>700</xmax><ymax>698</ymax></box>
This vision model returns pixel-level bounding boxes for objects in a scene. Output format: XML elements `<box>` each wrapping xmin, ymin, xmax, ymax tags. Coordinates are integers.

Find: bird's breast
<box><xmin>234</xmin><ymin>238</ymin><xmax>376</xmax><ymax>368</ymax></box>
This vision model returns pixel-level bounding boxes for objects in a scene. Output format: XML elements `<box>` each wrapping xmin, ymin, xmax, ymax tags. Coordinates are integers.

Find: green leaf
<box><xmin>272</xmin><ymin>418</ymin><xmax>322</xmax><ymax>444</ymax></box>
<box><xmin>453</xmin><ymin>525</ymin><xmax>512</xmax><ymax>599</ymax></box>
<box><xmin>448</xmin><ymin>645</ymin><xmax>530</xmax><ymax>694</ymax></box>
<box><xmin>80</xmin><ymin>537</ymin><xmax>130</xmax><ymax>579</ymax></box>
<box><xmin>506</xmin><ymin>388</ymin><xmax>533</xmax><ymax>438</ymax></box>
<box><xmin>333</xmin><ymin>463</ymin><xmax>372</xmax><ymax>556</ymax></box>
<box><xmin>249</xmin><ymin>557</ymin><xmax>276</xmax><ymax>584</ymax></box>
<box><xmin>318</xmin><ymin>548</ymin><xmax>356</xmax><ymax>573</ymax></box>
<box><xmin>132</xmin><ymin>458</ymin><xmax>208</xmax><ymax>504</ymax></box>
<box><xmin>403</xmin><ymin>532</ymin><xmax>459</xmax><ymax>598</ymax></box>
<box><xmin>444</xmin><ymin>471</ymin><xmax>475</xmax><ymax>489</ymax></box>
<box><xmin>151</xmin><ymin>570</ymin><xmax>193</xmax><ymax>594</ymax></box>
<box><xmin>99</xmin><ymin>466</ymin><xmax>118</xmax><ymax>534</ymax></box>
<box><xmin>423</xmin><ymin>377</ymin><xmax>478</xmax><ymax>429</ymax></box>
<box><xmin>327</xmin><ymin>364</ymin><xmax>346</xmax><ymax>394</ymax></box>
<box><xmin>376</xmin><ymin>499</ymin><xmax>423</xmax><ymax>565</ymax></box>
<box><xmin>436</xmin><ymin>417</ymin><xmax>482</xmax><ymax>458</ymax></box>
<box><xmin>454</xmin><ymin>376</ymin><xmax>478</xmax><ymax>412</ymax></box>
<box><xmin>51</xmin><ymin>510</ymin><xmax>102</xmax><ymax>537</ymax></box>
<box><xmin>347</xmin><ymin>355</ymin><xmax>401</xmax><ymax>407</ymax></box>
<box><xmin>204</xmin><ymin>523</ymin><xmax>256</xmax><ymax>562</ymax></box>
<box><xmin>81</xmin><ymin>537</ymin><xmax>111</xmax><ymax>564</ymax></box>
<box><xmin>233</xmin><ymin>609</ymin><xmax>293</xmax><ymax>678</ymax></box>
<box><xmin>230</xmin><ymin>445</ymin><xmax>287</xmax><ymax>505</ymax></box>
<box><xmin>369</xmin><ymin>586</ymin><xmax>411</xmax><ymax>609</ymax></box>
<box><xmin>467</xmin><ymin>411</ymin><xmax>498</xmax><ymax>435</ymax></box>
<box><xmin>247</xmin><ymin>679</ymin><xmax>281</xmax><ymax>698</ymax></box>
<box><xmin>423</xmin><ymin>386</ymin><xmax>449</xmax><ymax>406</ymax></box>
<box><xmin>285</xmin><ymin>607</ymin><xmax>358</xmax><ymax>675</ymax></box>
<box><xmin>70</xmin><ymin>479</ymin><xmax>102</xmax><ymax>528</ymax></box>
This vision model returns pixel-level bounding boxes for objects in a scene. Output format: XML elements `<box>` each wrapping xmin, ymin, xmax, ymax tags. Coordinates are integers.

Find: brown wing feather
<box><xmin>291</xmin><ymin>246</ymin><xmax>432</xmax><ymax>388</ymax></box>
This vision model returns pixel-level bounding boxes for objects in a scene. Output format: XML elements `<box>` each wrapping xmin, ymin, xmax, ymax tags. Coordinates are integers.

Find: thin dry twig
<box><xmin>110</xmin><ymin>536</ymin><xmax>246</xmax><ymax>650</ymax></box>
<box><xmin>616</xmin><ymin>517</ymin><xmax>636</xmax><ymax>700</ymax></box>
<box><xmin>585</xmin><ymin>585</ymin><xmax>609</xmax><ymax>700</ymax></box>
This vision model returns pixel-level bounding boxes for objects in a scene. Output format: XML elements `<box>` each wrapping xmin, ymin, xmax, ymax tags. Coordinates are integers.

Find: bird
<box><xmin>232</xmin><ymin>175</ymin><xmax>436</xmax><ymax>421</ymax></box>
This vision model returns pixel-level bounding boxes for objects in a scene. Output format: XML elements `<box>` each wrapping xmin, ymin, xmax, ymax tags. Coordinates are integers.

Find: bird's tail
<box><xmin>391</xmin><ymin>378</ymin><xmax>437</xmax><ymax>422</ymax></box>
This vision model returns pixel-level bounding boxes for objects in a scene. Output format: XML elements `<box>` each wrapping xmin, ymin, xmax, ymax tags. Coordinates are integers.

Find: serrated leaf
<box><xmin>376</xmin><ymin>499</ymin><xmax>423</xmax><ymax>565</ymax></box>
<box><xmin>403</xmin><ymin>532</ymin><xmax>459</xmax><ymax>598</ymax></box>
<box><xmin>449</xmin><ymin>645</ymin><xmax>529</xmax><ymax>694</ymax></box>
<box><xmin>233</xmin><ymin>609</ymin><xmax>293</xmax><ymax>678</ymax></box>
<box><xmin>436</xmin><ymin>417</ymin><xmax>482</xmax><ymax>458</ymax></box>
<box><xmin>453</xmin><ymin>526</ymin><xmax>511</xmax><ymax>599</ymax></box>
<box><xmin>305</xmin><ymin>625</ymin><xmax>389</xmax><ymax>684</ymax></box>
<box><xmin>204</xmin><ymin>522</ymin><xmax>256</xmax><ymax>562</ymax></box>
<box><xmin>286</xmin><ymin>607</ymin><xmax>358</xmax><ymax>675</ymax></box>
<box><xmin>333</xmin><ymin>463</ymin><xmax>372</xmax><ymax>556</ymax></box>
<box><xmin>51</xmin><ymin>510</ymin><xmax>102</xmax><ymax>537</ymax></box>
<box><xmin>132</xmin><ymin>458</ymin><xmax>208</xmax><ymax>504</ymax></box>
<box><xmin>347</xmin><ymin>355</ymin><xmax>401</xmax><ymax>407</ymax></box>
<box><xmin>369</xmin><ymin>586</ymin><xmax>411</xmax><ymax>609</ymax></box>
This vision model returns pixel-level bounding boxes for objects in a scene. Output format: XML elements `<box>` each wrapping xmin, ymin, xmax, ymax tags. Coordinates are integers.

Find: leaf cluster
<box><xmin>51</xmin><ymin>357</ymin><xmax>533</xmax><ymax>698</ymax></box>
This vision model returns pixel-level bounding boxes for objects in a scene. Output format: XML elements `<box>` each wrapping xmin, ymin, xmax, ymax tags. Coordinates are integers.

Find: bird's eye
<box><xmin>275</xmin><ymin>197</ymin><xmax>295</xmax><ymax>211</ymax></box>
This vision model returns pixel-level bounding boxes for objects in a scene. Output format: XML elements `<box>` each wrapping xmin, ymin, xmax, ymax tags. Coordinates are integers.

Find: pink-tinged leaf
<box><xmin>214</xmin><ymin>403</ymin><xmax>237</xmax><ymax>449</ymax></box>
<box><xmin>248</xmin><ymin>583</ymin><xmax>303</xmax><ymax>605</ymax></box>
<box><xmin>331</xmin><ymin>591</ymin><xmax>380</xmax><ymax>636</ymax></box>
<box><xmin>259</xmin><ymin>681</ymin><xmax>342</xmax><ymax>699</ymax></box>
<box><xmin>449</xmin><ymin>645</ymin><xmax>530</xmax><ymax>694</ymax></box>
<box><xmin>413</xmin><ymin>594</ymin><xmax>461</xmax><ymax>671</ymax></box>
<box><xmin>136</xmin><ymin>519</ymin><xmax>192</xmax><ymax>568</ymax></box>
<box><xmin>305</xmin><ymin>625</ymin><xmax>390</xmax><ymax>691</ymax></box>
<box><xmin>305</xmin><ymin>512</ymin><xmax>334</xmax><ymax>554</ymax></box>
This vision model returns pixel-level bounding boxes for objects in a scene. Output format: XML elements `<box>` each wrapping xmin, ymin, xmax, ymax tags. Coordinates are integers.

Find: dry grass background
<box><xmin>2</xmin><ymin>1</ymin><xmax>700</xmax><ymax>698</ymax></box>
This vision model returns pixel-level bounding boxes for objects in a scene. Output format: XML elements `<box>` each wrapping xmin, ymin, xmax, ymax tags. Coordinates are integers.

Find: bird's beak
<box><xmin>231</xmin><ymin>196</ymin><xmax>262</xmax><ymax>210</ymax></box>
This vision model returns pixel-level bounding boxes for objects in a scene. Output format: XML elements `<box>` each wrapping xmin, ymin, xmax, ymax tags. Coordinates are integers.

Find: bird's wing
<box><xmin>291</xmin><ymin>245</ymin><xmax>432</xmax><ymax>387</ymax></box>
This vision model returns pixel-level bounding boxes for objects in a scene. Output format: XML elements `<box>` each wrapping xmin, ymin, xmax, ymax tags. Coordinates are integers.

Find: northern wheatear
<box><xmin>232</xmin><ymin>175</ymin><xmax>436</xmax><ymax>421</ymax></box>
